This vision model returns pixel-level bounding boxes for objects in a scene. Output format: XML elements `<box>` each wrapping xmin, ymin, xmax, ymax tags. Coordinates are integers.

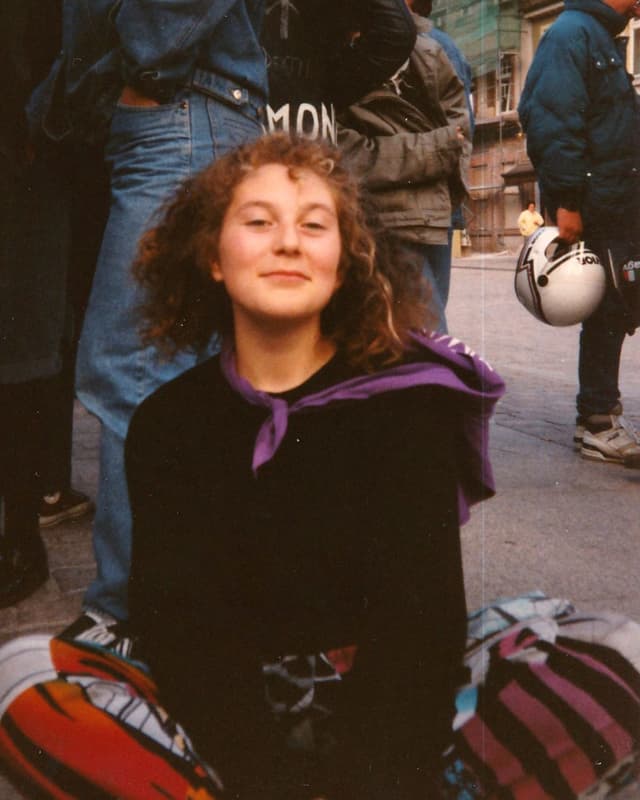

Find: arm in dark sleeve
<box><xmin>115</xmin><ymin>0</ymin><xmax>241</xmax><ymax>100</ymax></box>
<box><xmin>125</xmin><ymin>392</ymin><xmax>199</xmax><ymax>670</ymax></box>
<box><xmin>331</xmin><ymin>389</ymin><xmax>467</xmax><ymax>800</ymax></box>
<box><xmin>429</xmin><ymin>28</ymin><xmax>474</xmax><ymax>136</ymax></box>
<box><xmin>125</xmin><ymin>401</ymin><xmax>175</xmax><ymax>646</ymax></box>
<box><xmin>517</xmin><ymin>27</ymin><xmax>590</xmax><ymax>212</ymax></box>
<box><xmin>337</xmin><ymin>35</ymin><xmax>469</xmax><ymax>193</ymax></box>
<box><xmin>126</xmin><ymin>391</ymin><xmax>274</xmax><ymax>771</ymax></box>
<box><xmin>328</xmin><ymin>0</ymin><xmax>416</xmax><ymax>109</ymax></box>
<box><xmin>338</xmin><ymin>123</ymin><xmax>463</xmax><ymax>188</ymax></box>
<box><xmin>426</xmin><ymin>43</ymin><xmax>471</xmax><ymax>206</ymax></box>
<box><xmin>2</xmin><ymin>0</ymin><xmax>62</xmax><ymax>158</ymax></box>
<box><xmin>426</xmin><ymin>44</ymin><xmax>469</xmax><ymax>139</ymax></box>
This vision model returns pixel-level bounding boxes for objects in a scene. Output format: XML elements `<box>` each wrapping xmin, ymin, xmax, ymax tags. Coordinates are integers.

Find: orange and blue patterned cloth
<box><xmin>1</xmin><ymin>594</ymin><xmax>639</xmax><ymax>799</ymax></box>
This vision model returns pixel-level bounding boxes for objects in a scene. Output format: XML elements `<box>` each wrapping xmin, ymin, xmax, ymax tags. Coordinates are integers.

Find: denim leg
<box><xmin>83</xmin><ymin>426</ymin><xmax>130</xmax><ymax>619</ymax></box>
<box><xmin>422</xmin><ymin>229</ymin><xmax>454</xmax><ymax>312</ymax></box>
<box><xmin>577</xmin><ymin>284</ymin><xmax>627</xmax><ymax>417</ymax></box>
<box><xmin>77</xmin><ymin>92</ymin><xmax>262</xmax><ymax>619</ymax></box>
<box><xmin>402</xmin><ymin>242</ymin><xmax>448</xmax><ymax>334</ymax></box>
<box><xmin>576</xmin><ymin>233</ymin><xmax>630</xmax><ymax>417</ymax></box>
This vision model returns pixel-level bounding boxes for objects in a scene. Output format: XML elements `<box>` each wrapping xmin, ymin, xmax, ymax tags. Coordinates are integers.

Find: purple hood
<box><xmin>221</xmin><ymin>332</ymin><xmax>506</xmax><ymax>524</ymax></box>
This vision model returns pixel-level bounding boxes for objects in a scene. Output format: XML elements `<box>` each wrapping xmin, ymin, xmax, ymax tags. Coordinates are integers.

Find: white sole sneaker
<box><xmin>580</xmin><ymin>441</ymin><xmax>625</xmax><ymax>463</ymax></box>
<box><xmin>580</xmin><ymin>416</ymin><xmax>640</xmax><ymax>464</ymax></box>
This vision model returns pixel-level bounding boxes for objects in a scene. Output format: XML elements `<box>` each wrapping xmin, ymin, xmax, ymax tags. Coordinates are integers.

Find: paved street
<box><xmin>0</xmin><ymin>253</ymin><xmax>638</xmax><ymax>797</ymax></box>
<box><xmin>449</xmin><ymin>253</ymin><xmax>639</xmax><ymax>620</ymax></box>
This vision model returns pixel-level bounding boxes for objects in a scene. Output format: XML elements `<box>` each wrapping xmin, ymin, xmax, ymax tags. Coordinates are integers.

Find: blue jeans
<box><xmin>76</xmin><ymin>89</ymin><xmax>262</xmax><ymax>620</ymax></box>
<box><xmin>404</xmin><ymin>239</ymin><xmax>451</xmax><ymax>334</ymax></box>
<box><xmin>577</xmin><ymin>235</ymin><xmax>630</xmax><ymax>418</ymax></box>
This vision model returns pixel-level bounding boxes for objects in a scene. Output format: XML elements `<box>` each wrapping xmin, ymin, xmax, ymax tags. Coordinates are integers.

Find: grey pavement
<box><xmin>448</xmin><ymin>253</ymin><xmax>640</xmax><ymax>620</ymax></box>
<box><xmin>0</xmin><ymin>254</ymin><xmax>638</xmax><ymax>797</ymax></box>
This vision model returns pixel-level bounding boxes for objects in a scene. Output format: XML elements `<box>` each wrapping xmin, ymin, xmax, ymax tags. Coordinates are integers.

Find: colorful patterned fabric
<box><xmin>0</xmin><ymin>636</ymin><xmax>357</xmax><ymax>799</ymax></box>
<box><xmin>443</xmin><ymin>594</ymin><xmax>640</xmax><ymax>799</ymax></box>
<box><xmin>0</xmin><ymin>635</ymin><xmax>222</xmax><ymax>799</ymax></box>
<box><xmin>1</xmin><ymin>597</ymin><xmax>639</xmax><ymax>799</ymax></box>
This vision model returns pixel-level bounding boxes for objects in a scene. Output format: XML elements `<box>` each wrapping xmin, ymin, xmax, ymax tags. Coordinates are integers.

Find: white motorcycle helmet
<box><xmin>515</xmin><ymin>226</ymin><xmax>606</xmax><ymax>326</ymax></box>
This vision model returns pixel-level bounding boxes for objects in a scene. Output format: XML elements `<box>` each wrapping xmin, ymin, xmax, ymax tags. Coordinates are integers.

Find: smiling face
<box><xmin>210</xmin><ymin>163</ymin><xmax>343</xmax><ymax>336</ymax></box>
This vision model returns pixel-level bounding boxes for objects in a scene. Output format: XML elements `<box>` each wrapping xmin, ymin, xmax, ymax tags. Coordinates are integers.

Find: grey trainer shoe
<box><xmin>580</xmin><ymin>407</ymin><xmax>640</xmax><ymax>464</ymax></box>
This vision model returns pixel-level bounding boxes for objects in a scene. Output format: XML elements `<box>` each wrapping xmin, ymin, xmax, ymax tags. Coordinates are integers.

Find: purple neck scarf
<box><xmin>220</xmin><ymin>332</ymin><xmax>505</xmax><ymax>524</ymax></box>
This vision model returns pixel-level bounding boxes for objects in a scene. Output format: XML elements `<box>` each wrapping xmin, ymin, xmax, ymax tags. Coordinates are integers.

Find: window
<box><xmin>500</xmin><ymin>53</ymin><xmax>516</xmax><ymax>113</ymax></box>
<box><xmin>485</xmin><ymin>71</ymin><xmax>497</xmax><ymax>116</ymax></box>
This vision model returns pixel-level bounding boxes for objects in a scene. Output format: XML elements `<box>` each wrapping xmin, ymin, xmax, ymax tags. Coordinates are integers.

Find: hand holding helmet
<box><xmin>556</xmin><ymin>208</ymin><xmax>583</xmax><ymax>244</ymax></box>
<box><xmin>514</xmin><ymin>226</ymin><xmax>606</xmax><ymax>326</ymax></box>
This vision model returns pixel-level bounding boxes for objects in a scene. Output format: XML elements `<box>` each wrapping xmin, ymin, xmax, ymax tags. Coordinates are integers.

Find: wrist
<box><xmin>119</xmin><ymin>85</ymin><xmax>160</xmax><ymax>107</ymax></box>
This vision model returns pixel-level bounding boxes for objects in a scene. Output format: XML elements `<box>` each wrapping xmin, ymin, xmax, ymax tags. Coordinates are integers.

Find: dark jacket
<box><xmin>518</xmin><ymin>0</ymin><xmax>640</xmax><ymax>227</ymax></box>
<box><xmin>28</xmin><ymin>0</ymin><xmax>268</xmax><ymax>145</ymax></box>
<box><xmin>1</xmin><ymin>0</ymin><xmax>61</xmax><ymax>163</ymax></box>
<box><xmin>1</xmin><ymin>0</ymin><xmax>70</xmax><ymax>382</ymax></box>
<box><xmin>337</xmin><ymin>14</ymin><xmax>471</xmax><ymax>245</ymax></box>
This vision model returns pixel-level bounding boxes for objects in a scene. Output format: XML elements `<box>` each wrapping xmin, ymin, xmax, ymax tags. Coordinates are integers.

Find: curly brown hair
<box><xmin>133</xmin><ymin>133</ymin><xmax>430</xmax><ymax>371</ymax></box>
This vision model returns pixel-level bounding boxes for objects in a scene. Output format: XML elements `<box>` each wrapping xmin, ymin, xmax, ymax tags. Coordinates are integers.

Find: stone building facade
<box><xmin>432</xmin><ymin>0</ymin><xmax>640</xmax><ymax>252</ymax></box>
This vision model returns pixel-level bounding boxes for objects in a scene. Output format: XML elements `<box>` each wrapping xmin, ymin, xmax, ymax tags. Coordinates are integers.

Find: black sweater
<box><xmin>126</xmin><ymin>354</ymin><xmax>467</xmax><ymax>799</ymax></box>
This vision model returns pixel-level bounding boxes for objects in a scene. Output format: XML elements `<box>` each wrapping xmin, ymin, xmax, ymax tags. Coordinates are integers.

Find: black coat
<box><xmin>262</xmin><ymin>0</ymin><xmax>417</xmax><ymax>141</ymax></box>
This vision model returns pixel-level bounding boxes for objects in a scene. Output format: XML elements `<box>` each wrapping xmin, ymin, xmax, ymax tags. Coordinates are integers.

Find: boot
<box><xmin>0</xmin><ymin>497</ymin><xmax>49</xmax><ymax>609</ymax></box>
<box><xmin>0</xmin><ymin>537</ymin><xmax>48</xmax><ymax>609</ymax></box>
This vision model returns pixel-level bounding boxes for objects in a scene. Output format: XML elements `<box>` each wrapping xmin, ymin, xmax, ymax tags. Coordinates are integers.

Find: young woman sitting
<box><xmin>0</xmin><ymin>134</ymin><xmax>504</xmax><ymax>800</ymax></box>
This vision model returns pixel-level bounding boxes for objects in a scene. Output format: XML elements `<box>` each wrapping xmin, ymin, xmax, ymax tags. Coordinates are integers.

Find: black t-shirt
<box><xmin>261</xmin><ymin>0</ymin><xmax>416</xmax><ymax>143</ymax></box>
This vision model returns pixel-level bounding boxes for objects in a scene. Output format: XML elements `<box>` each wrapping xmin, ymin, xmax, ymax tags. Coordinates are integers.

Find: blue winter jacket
<box><xmin>28</xmin><ymin>0</ymin><xmax>267</xmax><ymax>144</ymax></box>
<box><xmin>518</xmin><ymin>0</ymin><xmax>640</xmax><ymax>226</ymax></box>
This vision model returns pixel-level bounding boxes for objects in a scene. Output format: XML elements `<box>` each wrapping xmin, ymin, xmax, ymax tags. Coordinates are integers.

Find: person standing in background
<box><xmin>337</xmin><ymin>1</ymin><xmax>471</xmax><ymax>332</ymax></box>
<box><xmin>27</xmin><ymin>0</ymin><xmax>269</xmax><ymax>642</ymax></box>
<box><xmin>0</xmin><ymin>0</ymin><xmax>69</xmax><ymax>607</ymax></box>
<box><xmin>518</xmin><ymin>0</ymin><xmax>640</xmax><ymax>464</ymax></box>
<box><xmin>517</xmin><ymin>201</ymin><xmax>544</xmax><ymax>238</ymax></box>
<box><xmin>404</xmin><ymin>0</ymin><xmax>474</xmax><ymax>320</ymax></box>
<box><xmin>38</xmin><ymin>144</ymin><xmax>109</xmax><ymax>530</ymax></box>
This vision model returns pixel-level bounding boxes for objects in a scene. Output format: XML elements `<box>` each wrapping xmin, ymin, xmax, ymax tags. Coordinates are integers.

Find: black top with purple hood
<box><xmin>126</xmin><ymin>332</ymin><xmax>504</xmax><ymax>799</ymax></box>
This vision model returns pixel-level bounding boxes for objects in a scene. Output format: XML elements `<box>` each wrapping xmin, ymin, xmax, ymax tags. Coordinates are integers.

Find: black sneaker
<box><xmin>60</xmin><ymin>609</ymin><xmax>135</xmax><ymax>659</ymax></box>
<box><xmin>39</xmin><ymin>488</ymin><xmax>95</xmax><ymax>528</ymax></box>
